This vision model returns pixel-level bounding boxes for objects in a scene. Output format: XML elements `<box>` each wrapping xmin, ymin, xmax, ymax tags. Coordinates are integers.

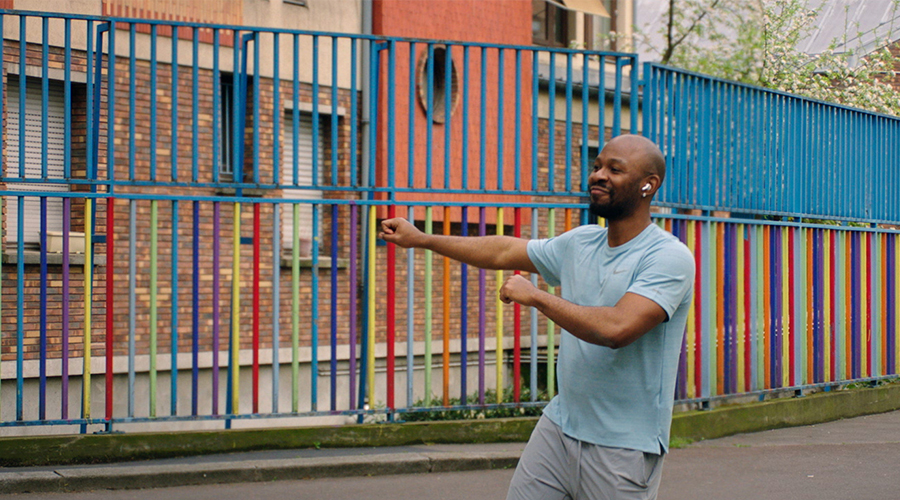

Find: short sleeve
<box><xmin>627</xmin><ymin>243</ymin><xmax>694</xmax><ymax>321</ymax></box>
<box><xmin>526</xmin><ymin>232</ymin><xmax>574</xmax><ymax>288</ymax></box>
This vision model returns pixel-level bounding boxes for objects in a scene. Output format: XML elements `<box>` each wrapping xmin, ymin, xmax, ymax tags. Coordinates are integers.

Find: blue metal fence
<box><xmin>644</xmin><ymin>63</ymin><xmax>900</xmax><ymax>223</ymax></box>
<box><xmin>0</xmin><ymin>11</ymin><xmax>898</xmax><ymax>433</ymax></box>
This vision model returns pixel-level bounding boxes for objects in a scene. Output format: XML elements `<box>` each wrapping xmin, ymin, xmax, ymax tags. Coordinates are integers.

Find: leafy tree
<box><xmin>631</xmin><ymin>0</ymin><xmax>900</xmax><ymax>115</ymax></box>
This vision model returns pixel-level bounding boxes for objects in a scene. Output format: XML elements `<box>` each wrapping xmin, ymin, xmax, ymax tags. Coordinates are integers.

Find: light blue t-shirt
<box><xmin>527</xmin><ymin>223</ymin><xmax>694</xmax><ymax>454</ymax></box>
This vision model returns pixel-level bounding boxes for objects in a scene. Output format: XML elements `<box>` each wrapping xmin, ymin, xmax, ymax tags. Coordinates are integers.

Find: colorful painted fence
<box><xmin>1</xmin><ymin>11</ymin><xmax>899</xmax><ymax>433</ymax></box>
<box><xmin>663</xmin><ymin>217</ymin><xmax>899</xmax><ymax>402</ymax></box>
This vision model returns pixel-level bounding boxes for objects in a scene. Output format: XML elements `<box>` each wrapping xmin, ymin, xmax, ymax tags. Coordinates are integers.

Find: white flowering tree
<box><xmin>634</xmin><ymin>0</ymin><xmax>900</xmax><ymax>116</ymax></box>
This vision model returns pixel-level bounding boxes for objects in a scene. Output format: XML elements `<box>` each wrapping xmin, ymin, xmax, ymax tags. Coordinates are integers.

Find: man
<box><xmin>379</xmin><ymin>134</ymin><xmax>694</xmax><ymax>500</ymax></box>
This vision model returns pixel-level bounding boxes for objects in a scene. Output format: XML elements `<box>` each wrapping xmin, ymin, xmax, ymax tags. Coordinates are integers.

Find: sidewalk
<box><xmin>2</xmin><ymin>408</ymin><xmax>899</xmax><ymax>496</ymax></box>
<box><xmin>0</xmin><ymin>441</ymin><xmax>526</xmax><ymax>494</ymax></box>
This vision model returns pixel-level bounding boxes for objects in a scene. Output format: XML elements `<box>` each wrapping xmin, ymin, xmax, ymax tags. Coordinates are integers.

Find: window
<box><xmin>4</xmin><ymin>77</ymin><xmax>68</xmax><ymax>246</ymax></box>
<box><xmin>533</xmin><ymin>0</ymin><xmax>570</xmax><ymax>47</ymax></box>
<box><xmin>281</xmin><ymin>110</ymin><xmax>325</xmax><ymax>254</ymax></box>
<box><xmin>219</xmin><ymin>73</ymin><xmax>235</xmax><ymax>178</ymax></box>
<box><xmin>585</xmin><ymin>0</ymin><xmax>614</xmax><ymax>51</ymax></box>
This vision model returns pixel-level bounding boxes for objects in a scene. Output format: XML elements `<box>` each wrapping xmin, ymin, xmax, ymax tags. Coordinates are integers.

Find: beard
<box><xmin>588</xmin><ymin>186</ymin><xmax>640</xmax><ymax>221</ymax></box>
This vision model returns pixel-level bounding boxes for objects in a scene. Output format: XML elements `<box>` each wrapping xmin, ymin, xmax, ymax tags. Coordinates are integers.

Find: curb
<box><xmin>671</xmin><ymin>383</ymin><xmax>900</xmax><ymax>442</ymax></box>
<box><xmin>0</xmin><ymin>451</ymin><xmax>521</xmax><ymax>494</ymax></box>
<box><xmin>1</xmin><ymin>383</ymin><xmax>899</xmax><ymax>494</ymax></box>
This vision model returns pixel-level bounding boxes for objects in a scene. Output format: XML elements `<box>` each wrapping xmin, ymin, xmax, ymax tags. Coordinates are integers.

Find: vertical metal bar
<box><xmin>312</xmin><ymin>36</ymin><xmax>320</xmax><ymax>189</ymax></box>
<box><xmin>61</xmin><ymin>199</ymin><xmax>72</xmax><ymax>419</ymax></box>
<box><xmin>272</xmin><ymin>203</ymin><xmax>281</xmax><ymax>413</ymax></box>
<box><xmin>530</xmin><ymin>208</ymin><xmax>538</xmax><ymax>401</ymax></box>
<box><xmin>231</xmin><ymin>202</ymin><xmax>241</xmax><ymax>415</ymax></box>
<box><xmin>128</xmin><ymin>22</ymin><xmax>135</xmax><ymax>182</ymax></box>
<box><xmin>40</xmin><ymin>198</ymin><xmax>47</xmax><ymax>420</ymax></box>
<box><xmin>105</xmin><ymin>197</ymin><xmax>115</xmax><ymax>421</ymax></box>
<box><xmin>213</xmin><ymin>29</ymin><xmax>220</xmax><ymax>184</ymax></box>
<box><xmin>514</xmin><ymin>49</ymin><xmax>522</xmax><ymax>192</ymax></box>
<box><xmin>84</xmin><ymin>200</ymin><xmax>94</xmax><ymax>422</ymax></box>
<box><xmin>581</xmin><ymin>51</ymin><xmax>590</xmax><ymax>196</ymax></box>
<box><xmin>427</xmin><ymin>43</ymin><xmax>434</xmax><ymax>189</ymax></box>
<box><xmin>442</xmin><ymin>207</ymin><xmax>451</xmax><ymax>407</ymax></box>
<box><xmin>170</xmin><ymin>199</ymin><xmax>180</xmax><ymax>416</ymax></box>
<box><xmin>293</xmin><ymin>35</ymin><xmax>300</xmax><ymax>188</ymax></box>
<box><xmin>444</xmin><ymin>44</ymin><xmax>452</xmax><ymax>190</ymax></box>
<box><xmin>128</xmin><ymin>200</ymin><xmax>136</xmax><ymax>418</ymax></box>
<box><xmin>349</xmin><ymin>204</ymin><xmax>359</xmax><ymax>410</ymax></box>
<box><xmin>495</xmin><ymin>207</ymin><xmax>504</xmax><ymax>403</ymax></box>
<box><xmin>192</xmin><ymin>28</ymin><xmax>199</xmax><ymax>182</ymax></box>
<box><xmin>16</xmin><ymin>197</ymin><xmax>24</xmax><ymax>420</ymax></box>
<box><xmin>408</xmin><ymin>41</ymin><xmax>416</xmax><ymax>189</ymax></box>
<box><xmin>565</xmin><ymin>52</ymin><xmax>572</xmax><ymax>193</ymax></box>
<box><xmin>407</xmin><ymin>206</ymin><xmax>415</xmax><ymax>407</ymax></box>
<box><xmin>252</xmin><ymin>32</ymin><xmax>260</xmax><ymax>185</ymax></box>
<box><xmin>462</xmin><ymin>46</ymin><xmax>469</xmax><ymax>190</ymax></box>
<box><xmin>108</xmin><ymin>20</ymin><xmax>116</xmax><ymax>185</ymax></box>
<box><xmin>548</xmin><ymin>52</ymin><xmax>556</xmax><ymax>192</ymax></box>
<box><xmin>150</xmin><ymin>25</ymin><xmax>157</xmax><ymax>181</ymax></box>
<box><xmin>460</xmin><ymin>206</ymin><xmax>469</xmax><ymax>405</ymax></box>
<box><xmin>424</xmin><ymin>207</ymin><xmax>433</xmax><ymax>406</ymax></box>
<box><xmin>366</xmin><ymin>205</ymin><xmax>377</xmax><ymax>409</ymax></box>
<box><xmin>497</xmin><ymin>48</ymin><xmax>504</xmax><ymax>191</ymax></box>
<box><xmin>291</xmin><ymin>203</ymin><xmax>300</xmax><ymax>412</ymax></box>
<box><xmin>18</xmin><ymin>16</ymin><xmax>26</xmax><ymax>185</ymax></box>
<box><xmin>192</xmin><ymin>201</ymin><xmax>200</xmax><ymax>416</ymax></box>
<box><xmin>232</xmin><ymin>30</ymin><xmax>242</xmax><ymax>186</ymax></box>
<box><xmin>332</xmin><ymin>36</ymin><xmax>339</xmax><ymax>188</ymax></box>
<box><xmin>351</xmin><ymin>38</ymin><xmax>358</xmax><ymax>188</ymax></box>
<box><xmin>171</xmin><ymin>26</ymin><xmax>178</xmax><ymax>182</ymax></box>
<box><xmin>479</xmin><ymin>207</ymin><xmax>486</xmax><ymax>404</ymax></box>
<box><xmin>388</xmin><ymin>204</ymin><xmax>397</xmax><ymax>411</ymax></box>
<box><xmin>513</xmin><ymin>207</ymin><xmax>522</xmax><ymax>402</ymax></box>
<box><xmin>150</xmin><ymin>200</ymin><xmax>158</xmax><ymax>417</ymax></box>
<box><xmin>479</xmin><ymin>46</ymin><xmax>487</xmax><ymax>191</ymax></box>
<box><xmin>546</xmin><ymin>208</ymin><xmax>556</xmax><ymax>398</ymax></box>
<box><xmin>311</xmin><ymin>204</ymin><xmax>320</xmax><ymax>411</ymax></box>
<box><xmin>252</xmin><ymin>203</ymin><xmax>261</xmax><ymax>414</ymax></box>
<box><xmin>212</xmin><ymin>202</ymin><xmax>221</xmax><ymax>415</ymax></box>
<box><xmin>630</xmin><ymin>56</ymin><xmax>639</xmax><ymax>134</ymax></box>
<box><xmin>331</xmin><ymin>205</ymin><xmax>339</xmax><ymax>412</ymax></box>
<box><xmin>531</xmin><ymin>50</ymin><xmax>539</xmax><ymax>193</ymax></box>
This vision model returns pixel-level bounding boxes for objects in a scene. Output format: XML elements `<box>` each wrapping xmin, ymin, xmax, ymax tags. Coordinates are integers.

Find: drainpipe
<box><xmin>361</xmin><ymin>0</ymin><xmax>372</xmax><ymax>191</ymax></box>
<box><xmin>358</xmin><ymin>0</ymin><xmax>374</xmax><ymax>420</ymax></box>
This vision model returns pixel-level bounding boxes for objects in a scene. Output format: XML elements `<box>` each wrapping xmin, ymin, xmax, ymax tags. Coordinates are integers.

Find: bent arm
<box><xmin>535</xmin><ymin>292</ymin><xmax>666</xmax><ymax>348</ymax></box>
<box><xmin>500</xmin><ymin>276</ymin><xmax>667</xmax><ymax>349</ymax></box>
<box><xmin>379</xmin><ymin>217</ymin><xmax>538</xmax><ymax>272</ymax></box>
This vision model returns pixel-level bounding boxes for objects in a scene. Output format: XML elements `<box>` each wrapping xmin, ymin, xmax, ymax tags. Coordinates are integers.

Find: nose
<box><xmin>589</xmin><ymin>167</ymin><xmax>607</xmax><ymax>185</ymax></box>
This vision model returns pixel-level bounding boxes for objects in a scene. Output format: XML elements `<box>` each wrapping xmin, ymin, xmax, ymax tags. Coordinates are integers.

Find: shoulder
<box><xmin>641</xmin><ymin>226</ymin><xmax>695</xmax><ymax>270</ymax></box>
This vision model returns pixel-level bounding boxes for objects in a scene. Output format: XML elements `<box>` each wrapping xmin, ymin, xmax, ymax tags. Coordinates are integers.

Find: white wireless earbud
<box><xmin>641</xmin><ymin>183</ymin><xmax>651</xmax><ymax>192</ymax></box>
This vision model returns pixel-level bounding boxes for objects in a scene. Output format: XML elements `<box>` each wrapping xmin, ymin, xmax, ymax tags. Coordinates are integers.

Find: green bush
<box><xmin>400</xmin><ymin>387</ymin><xmax>549</xmax><ymax>422</ymax></box>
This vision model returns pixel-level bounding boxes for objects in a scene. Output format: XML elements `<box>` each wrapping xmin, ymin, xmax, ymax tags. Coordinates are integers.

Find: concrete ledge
<box><xmin>1</xmin><ymin>384</ymin><xmax>899</xmax><ymax>469</ymax></box>
<box><xmin>0</xmin><ymin>418</ymin><xmax>537</xmax><ymax>468</ymax></box>
<box><xmin>0</xmin><ymin>451</ymin><xmax>521</xmax><ymax>494</ymax></box>
<box><xmin>671</xmin><ymin>383</ymin><xmax>900</xmax><ymax>442</ymax></box>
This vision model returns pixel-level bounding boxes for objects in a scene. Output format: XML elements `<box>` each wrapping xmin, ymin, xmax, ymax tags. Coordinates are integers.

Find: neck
<box><xmin>605</xmin><ymin>209</ymin><xmax>652</xmax><ymax>247</ymax></box>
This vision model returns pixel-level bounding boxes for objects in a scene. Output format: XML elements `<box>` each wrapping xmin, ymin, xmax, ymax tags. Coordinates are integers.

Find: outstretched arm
<box><xmin>379</xmin><ymin>217</ymin><xmax>538</xmax><ymax>273</ymax></box>
<box><xmin>499</xmin><ymin>275</ymin><xmax>667</xmax><ymax>349</ymax></box>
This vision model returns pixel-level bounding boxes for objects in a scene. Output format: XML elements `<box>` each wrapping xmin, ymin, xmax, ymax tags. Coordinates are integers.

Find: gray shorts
<box><xmin>506</xmin><ymin>415</ymin><xmax>664</xmax><ymax>500</ymax></box>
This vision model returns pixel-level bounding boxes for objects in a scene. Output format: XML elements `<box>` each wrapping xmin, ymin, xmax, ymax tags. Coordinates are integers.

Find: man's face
<box><xmin>587</xmin><ymin>144</ymin><xmax>647</xmax><ymax>221</ymax></box>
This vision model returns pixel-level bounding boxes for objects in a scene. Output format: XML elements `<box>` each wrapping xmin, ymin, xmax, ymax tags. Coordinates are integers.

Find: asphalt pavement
<box><xmin>2</xmin><ymin>410</ymin><xmax>899</xmax><ymax>499</ymax></box>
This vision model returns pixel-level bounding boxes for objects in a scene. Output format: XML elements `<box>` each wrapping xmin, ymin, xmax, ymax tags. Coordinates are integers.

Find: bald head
<box><xmin>604</xmin><ymin>134</ymin><xmax>666</xmax><ymax>183</ymax></box>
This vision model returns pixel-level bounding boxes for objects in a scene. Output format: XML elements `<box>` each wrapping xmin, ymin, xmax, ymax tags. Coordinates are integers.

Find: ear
<box><xmin>642</xmin><ymin>175</ymin><xmax>661</xmax><ymax>198</ymax></box>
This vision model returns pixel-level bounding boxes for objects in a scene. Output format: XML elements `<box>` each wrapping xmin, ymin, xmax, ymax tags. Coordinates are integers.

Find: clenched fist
<box><xmin>378</xmin><ymin>218</ymin><xmax>426</xmax><ymax>248</ymax></box>
<box><xmin>499</xmin><ymin>274</ymin><xmax>539</xmax><ymax>307</ymax></box>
